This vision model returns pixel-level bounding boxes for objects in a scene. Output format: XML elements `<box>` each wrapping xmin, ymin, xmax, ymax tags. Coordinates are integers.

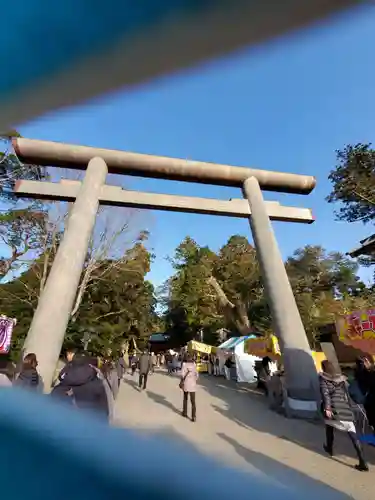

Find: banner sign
<box><xmin>0</xmin><ymin>316</ymin><xmax>16</xmax><ymax>354</ymax></box>
<box><xmin>336</xmin><ymin>309</ymin><xmax>375</xmax><ymax>355</ymax></box>
<box><xmin>188</xmin><ymin>340</ymin><xmax>214</xmax><ymax>355</ymax></box>
<box><xmin>245</xmin><ymin>335</ymin><xmax>281</xmax><ymax>359</ymax></box>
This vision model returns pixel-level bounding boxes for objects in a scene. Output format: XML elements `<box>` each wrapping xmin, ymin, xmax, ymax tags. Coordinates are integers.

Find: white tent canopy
<box><xmin>217</xmin><ymin>336</ymin><xmax>261</xmax><ymax>383</ymax></box>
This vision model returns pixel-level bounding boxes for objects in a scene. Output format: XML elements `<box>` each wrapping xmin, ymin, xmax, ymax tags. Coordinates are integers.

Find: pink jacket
<box><xmin>180</xmin><ymin>362</ymin><xmax>198</xmax><ymax>392</ymax></box>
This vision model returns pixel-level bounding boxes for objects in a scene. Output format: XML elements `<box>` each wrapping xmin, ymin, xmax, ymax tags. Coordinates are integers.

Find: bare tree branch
<box><xmin>95</xmin><ymin>307</ymin><xmax>129</xmax><ymax>321</ymax></box>
<box><xmin>208</xmin><ymin>276</ymin><xmax>252</xmax><ymax>334</ymax></box>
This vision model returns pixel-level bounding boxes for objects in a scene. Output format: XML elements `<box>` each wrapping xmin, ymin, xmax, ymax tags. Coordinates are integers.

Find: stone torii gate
<box><xmin>13</xmin><ymin>137</ymin><xmax>318</xmax><ymax>415</ymax></box>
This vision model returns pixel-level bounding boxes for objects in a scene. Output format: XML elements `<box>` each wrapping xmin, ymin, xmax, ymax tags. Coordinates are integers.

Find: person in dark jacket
<box><xmin>116</xmin><ymin>354</ymin><xmax>125</xmax><ymax>387</ymax></box>
<box><xmin>138</xmin><ymin>350</ymin><xmax>152</xmax><ymax>390</ymax></box>
<box><xmin>354</xmin><ymin>357</ymin><xmax>371</xmax><ymax>397</ymax></box>
<box><xmin>14</xmin><ymin>353</ymin><xmax>40</xmax><ymax>390</ymax></box>
<box><xmin>129</xmin><ymin>352</ymin><xmax>137</xmax><ymax>376</ymax></box>
<box><xmin>51</xmin><ymin>354</ymin><xmax>109</xmax><ymax>420</ymax></box>
<box><xmin>354</xmin><ymin>356</ymin><xmax>375</xmax><ymax>433</ymax></box>
<box><xmin>102</xmin><ymin>358</ymin><xmax>120</xmax><ymax>400</ymax></box>
<box><xmin>55</xmin><ymin>348</ymin><xmax>77</xmax><ymax>385</ymax></box>
<box><xmin>319</xmin><ymin>360</ymin><xmax>368</xmax><ymax>471</ymax></box>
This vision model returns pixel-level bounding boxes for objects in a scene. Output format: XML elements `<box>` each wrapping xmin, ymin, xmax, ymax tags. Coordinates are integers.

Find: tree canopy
<box><xmin>0</xmin><ymin>138</ymin><xmax>49</xmax><ymax>280</ymax></box>
<box><xmin>163</xmin><ymin>236</ymin><xmax>220</xmax><ymax>346</ymax></box>
<box><xmin>327</xmin><ymin>143</ymin><xmax>375</xmax><ymax>224</ymax></box>
<box><xmin>0</xmin><ymin>238</ymin><xmax>156</xmax><ymax>358</ymax></box>
<box><xmin>162</xmin><ymin>237</ymin><xmax>373</xmax><ymax>348</ymax></box>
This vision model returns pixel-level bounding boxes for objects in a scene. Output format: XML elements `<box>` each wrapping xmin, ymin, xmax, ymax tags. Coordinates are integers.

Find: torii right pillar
<box><xmin>243</xmin><ymin>176</ymin><xmax>319</xmax><ymax>418</ymax></box>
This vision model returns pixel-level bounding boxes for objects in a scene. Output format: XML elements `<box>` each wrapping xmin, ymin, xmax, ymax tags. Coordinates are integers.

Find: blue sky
<box><xmin>18</xmin><ymin>5</ymin><xmax>375</xmax><ymax>289</ymax></box>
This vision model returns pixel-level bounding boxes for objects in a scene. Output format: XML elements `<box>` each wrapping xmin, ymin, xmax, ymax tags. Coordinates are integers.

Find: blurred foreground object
<box><xmin>0</xmin><ymin>0</ymin><xmax>364</xmax><ymax>128</ymax></box>
<box><xmin>0</xmin><ymin>388</ymin><xmax>320</xmax><ymax>500</ymax></box>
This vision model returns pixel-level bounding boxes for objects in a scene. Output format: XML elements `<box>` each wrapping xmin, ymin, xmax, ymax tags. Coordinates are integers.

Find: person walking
<box><xmin>151</xmin><ymin>352</ymin><xmax>157</xmax><ymax>373</ymax></box>
<box><xmin>180</xmin><ymin>354</ymin><xmax>198</xmax><ymax>422</ymax></box>
<box><xmin>130</xmin><ymin>353</ymin><xmax>138</xmax><ymax>376</ymax></box>
<box><xmin>51</xmin><ymin>354</ymin><xmax>109</xmax><ymax>421</ymax></box>
<box><xmin>160</xmin><ymin>353</ymin><xmax>165</xmax><ymax>367</ymax></box>
<box><xmin>319</xmin><ymin>360</ymin><xmax>368</xmax><ymax>472</ymax></box>
<box><xmin>102</xmin><ymin>358</ymin><xmax>120</xmax><ymax>400</ymax></box>
<box><xmin>53</xmin><ymin>347</ymin><xmax>77</xmax><ymax>386</ymax></box>
<box><xmin>116</xmin><ymin>353</ymin><xmax>126</xmax><ymax>387</ymax></box>
<box><xmin>96</xmin><ymin>359</ymin><xmax>117</xmax><ymax>422</ymax></box>
<box><xmin>214</xmin><ymin>356</ymin><xmax>220</xmax><ymax>376</ymax></box>
<box><xmin>172</xmin><ymin>354</ymin><xmax>179</xmax><ymax>373</ymax></box>
<box><xmin>166</xmin><ymin>353</ymin><xmax>173</xmax><ymax>374</ymax></box>
<box><xmin>138</xmin><ymin>350</ymin><xmax>152</xmax><ymax>390</ymax></box>
<box><xmin>224</xmin><ymin>356</ymin><xmax>233</xmax><ymax>380</ymax></box>
<box><xmin>353</xmin><ymin>356</ymin><xmax>375</xmax><ymax>434</ymax></box>
<box><xmin>14</xmin><ymin>353</ymin><xmax>40</xmax><ymax>391</ymax></box>
<box><xmin>208</xmin><ymin>355</ymin><xmax>214</xmax><ymax>376</ymax></box>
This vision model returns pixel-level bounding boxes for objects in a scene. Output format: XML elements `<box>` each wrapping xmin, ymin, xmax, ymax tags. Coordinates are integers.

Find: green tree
<box><xmin>164</xmin><ymin>237</ymin><xmax>221</xmax><ymax>346</ymax></box>
<box><xmin>211</xmin><ymin>235</ymin><xmax>267</xmax><ymax>334</ymax></box>
<box><xmin>285</xmin><ymin>245</ymin><xmax>364</xmax><ymax>344</ymax></box>
<box><xmin>0</xmin><ymin>136</ymin><xmax>49</xmax><ymax>280</ymax></box>
<box><xmin>56</xmin><ymin>240</ymin><xmax>156</xmax><ymax>355</ymax></box>
<box><xmin>327</xmin><ymin>143</ymin><xmax>375</xmax><ymax>224</ymax></box>
<box><xmin>0</xmin><ymin>239</ymin><xmax>156</xmax><ymax>358</ymax></box>
<box><xmin>0</xmin><ymin>209</ymin><xmax>54</xmax><ymax>279</ymax></box>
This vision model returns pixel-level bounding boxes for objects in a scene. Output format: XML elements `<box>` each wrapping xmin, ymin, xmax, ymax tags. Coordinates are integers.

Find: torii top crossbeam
<box><xmin>13</xmin><ymin>138</ymin><xmax>315</xmax><ymax>194</ymax></box>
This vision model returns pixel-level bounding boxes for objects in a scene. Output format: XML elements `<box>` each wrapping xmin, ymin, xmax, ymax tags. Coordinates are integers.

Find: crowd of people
<box><xmin>0</xmin><ymin>348</ymin><xmax>127</xmax><ymax>422</ymax></box>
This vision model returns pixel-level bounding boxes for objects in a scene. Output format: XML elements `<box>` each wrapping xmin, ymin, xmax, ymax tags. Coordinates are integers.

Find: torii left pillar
<box><xmin>22</xmin><ymin>157</ymin><xmax>108</xmax><ymax>390</ymax></box>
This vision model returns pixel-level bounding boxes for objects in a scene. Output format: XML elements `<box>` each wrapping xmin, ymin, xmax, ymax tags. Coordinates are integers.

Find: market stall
<box><xmin>187</xmin><ymin>340</ymin><xmax>216</xmax><ymax>373</ymax></box>
<box><xmin>336</xmin><ymin>308</ymin><xmax>375</xmax><ymax>356</ymax></box>
<box><xmin>245</xmin><ymin>335</ymin><xmax>326</xmax><ymax>372</ymax></box>
<box><xmin>244</xmin><ymin>335</ymin><xmax>280</xmax><ymax>360</ymax></box>
<box><xmin>217</xmin><ymin>336</ymin><xmax>261</xmax><ymax>383</ymax></box>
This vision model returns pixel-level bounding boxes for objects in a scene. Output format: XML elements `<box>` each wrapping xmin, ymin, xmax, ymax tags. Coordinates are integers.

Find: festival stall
<box><xmin>245</xmin><ymin>335</ymin><xmax>327</xmax><ymax>372</ymax></box>
<box><xmin>336</xmin><ymin>308</ymin><xmax>375</xmax><ymax>357</ymax></box>
<box><xmin>217</xmin><ymin>336</ymin><xmax>261</xmax><ymax>383</ymax></box>
<box><xmin>187</xmin><ymin>340</ymin><xmax>216</xmax><ymax>373</ymax></box>
<box><xmin>244</xmin><ymin>335</ymin><xmax>280</xmax><ymax>360</ymax></box>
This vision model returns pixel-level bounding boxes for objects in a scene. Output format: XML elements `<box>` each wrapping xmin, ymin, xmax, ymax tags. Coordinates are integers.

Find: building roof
<box><xmin>149</xmin><ymin>333</ymin><xmax>170</xmax><ymax>343</ymax></box>
<box><xmin>348</xmin><ymin>233</ymin><xmax>375</xmax><ymax>258</ymax></box>
<box><xmin>218</xmin><ymin>336</ymin><xmax>256</xmax><ymax>350</ymax></box>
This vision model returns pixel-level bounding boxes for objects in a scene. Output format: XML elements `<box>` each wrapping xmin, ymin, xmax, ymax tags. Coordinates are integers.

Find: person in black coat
<box><xmin>138</xmin><ymin>351</ymin><xmax>152</xmax><ymax>390</ymax></box>
<box><xmin>354</xmin><ymin>356</ymin><xmax>375</xmax><ymax>433</ymax></box>
<box><xmin>14</xmin><ymin>353</ymin><xmax>40</xmax><ymax>390</ymax></box>
<box><xmin>320</xmin><ymin>360</ymin><xmax>368</xmax><ymax>471</ymax></box>
<box><xmin>51</xmin><ymin>354</ymin><xmax>109</xmax><ymax>420</ymax></box>
<box><xmin>56</xmin><ymin>348</ymin><xmax>77</xmax><ymax>384</ymax></box>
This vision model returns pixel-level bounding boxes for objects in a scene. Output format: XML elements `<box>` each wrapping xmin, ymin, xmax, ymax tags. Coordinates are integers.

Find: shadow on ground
<box><xmin>217</xmin><ymin>432</ymin><xmax>351</xmax><ymax>499</ymax></box>
<box><xmin>122</xmin><ymin>374</ymin><xmax>182</xmax><ymax>415</ymax></box>
<box><xmin>122</xmin><ymin>376</ymin><xmax>140</xmax><ymax>392</ymax></box>
<box><xmin>121</xmin><ymin>419</ymin><xmax>351</xmax><ymax>499</ymax></box>
<box><xmin>197</xmin><ymin>373</ymin><xmax>375</xmax><ymax>467</ymax></box>
<box><xmin>146</xmin><ymin>390</ymin><xmax>182</xmax><ymax>415</ymax></box>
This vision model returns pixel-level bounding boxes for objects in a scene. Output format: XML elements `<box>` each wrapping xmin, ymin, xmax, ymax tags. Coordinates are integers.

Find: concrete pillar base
<box><xmin>283</xmin><ymin>392</ymin><xmax>319</xmax><ymax>420</ymax></box>
<box><xmin>267</xmin><ymin>374</ymin><xmax>319</xmax><ymax>420</ymax></box>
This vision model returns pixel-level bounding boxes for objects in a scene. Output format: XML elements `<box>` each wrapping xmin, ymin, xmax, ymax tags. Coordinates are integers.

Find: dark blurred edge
<box><xmin>0</xmin><ymin>0</ymin><xmax>364</xmax><ymax>129</ymax></box>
